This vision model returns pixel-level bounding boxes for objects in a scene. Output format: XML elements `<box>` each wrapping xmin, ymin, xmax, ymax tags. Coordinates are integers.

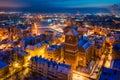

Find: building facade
<box><xmin>64</xmin><ymin>29</ymin><xmax>79</xmax><ymax>69</ymax></box>
<box><xmin>29</xmin><ymin>56</ymin><xmax>72</xmax><ymax>80</ymax></box>
<box><xmin>64</xmin><ymin>28</ymin><xmax>95</xmax><ymax>69</ymax></box>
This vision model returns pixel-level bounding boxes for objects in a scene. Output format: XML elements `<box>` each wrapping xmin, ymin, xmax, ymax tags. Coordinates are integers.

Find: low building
<box><xmin>11</xmin><ymin>47</ymin><xmax>28</xmax><ymax>66</ymax></box>
<box><xmin>77</xmin><ymin>27</ymin><xmax>88</xmax><ymax>35</ymax></box>
<box><xmin>99</xmin><ymin>67</ymin><xmax>120</xmax><ymax>80</ymax></box>
<box><xmin>95</xmin><ymin>46</ymin><xmax>102</xmax><ymax>58</ymax></box>
<box><xmin>111</xmin><ymin>59</ymin><xmax>120</xmax><ymax>71</ymax></box>
<box><xmin>112</xmin><ymin>43</ymin><xmax>120</xmax><ymax>59</ymax></box>
<box><xmin>29</xmin><ymin>56</ymin><xmax>72</xmax><ymax>80</ymax></box>
<box><xmin>26</xmin><ymin>41</ymin><xmax>50</xmax><ymax>57</ymax></box>
<box><xmin>114</xmin><ymin>32</ymin><xmax>120</xmax><ymax>43</ymax></box>
<box><xmin>95</xmin><ymin>36</ymin><xmax>106</xmax><ymax>58</ymax></box>
<box><xmin>78</xmin><ymin>39</ymin><xmax>95</xmax><ymax>67</ymax></box>
<box><xmin>0</xmin><ymin>61</ymin><xmax>9</xmax><ymax>78</ymax></box>
<box><xmin>46</xmin><ymin>45</ymin><xmax>61</xmax><ymax>61</ymax></box>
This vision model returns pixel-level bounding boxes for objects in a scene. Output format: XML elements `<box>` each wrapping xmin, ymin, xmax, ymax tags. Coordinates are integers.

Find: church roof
<box><xmin>78</xmin><ymin>40</ymin><xmax>92</xmax><ymax>51</ymax></box>
<box><xmin>77</xmin><ymin>27</ymin><xmax>88</xmax><ymax>31</ymax></box>
<box><xmin>78</xmin><ymin>40</ymin><xmax>87</xmax><ymax>47</ymax></box>
<box><xmin>82</xmin><ymin>42</ymin><xmax>91</xmax><ymax>51</ymax></box>
<box><xmin>65</xmin><ymin>29</ymin><xmax>78</xmax><ymax>36</ymax></box>
<box><xmin>0</xmin><ymin>61</ymin><xmax>8</xmax><ymax>69</ymax></box>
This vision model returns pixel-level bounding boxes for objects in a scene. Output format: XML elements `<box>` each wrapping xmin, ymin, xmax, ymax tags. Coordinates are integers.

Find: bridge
<box><xmin>38</xmin><ymin>25</ymin><xmax>63</xmax><ymax>34</ymax></box>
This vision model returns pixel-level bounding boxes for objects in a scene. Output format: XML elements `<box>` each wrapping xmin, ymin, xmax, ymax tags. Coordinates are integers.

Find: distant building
<box><xmin>44</xmin><ymin>30</ymin><xmax>54</xmax><ymax>41</ymax></box>
<box><xmin>114</xmin><ymin>32</ymin><xmax>120</xmax><ymax>43</ymax></box>
<box><xmin>77</xmin><ymin>27</ymin><xmax>88</xmax><ymax>35</ymax></box>
<box><xmin>0</xmin><ymin>28</ymin><xmax>8</xmax><ymax>41</ymax></box>
<box><xmin>22</xmin><ymin>34</ymin><xmax>50</xmax><ymax>47</ymax></box>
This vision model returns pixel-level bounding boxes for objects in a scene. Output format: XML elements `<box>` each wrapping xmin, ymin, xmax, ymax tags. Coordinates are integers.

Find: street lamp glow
<box><xmin>27</xmin><ymin>56</ymin><xmax>31</xmax><ymax>61</ymax></box>
<box><xmin>14</xmin><ymin>62</ymin><xmax>19</xmax><ymax>68</ymax></box>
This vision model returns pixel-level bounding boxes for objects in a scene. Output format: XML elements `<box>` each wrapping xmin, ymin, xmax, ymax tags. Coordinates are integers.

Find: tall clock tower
<box><xmin>64</xmin><ymin>28</ymin><xmax>79</xmax><ymax>69</ymax></box>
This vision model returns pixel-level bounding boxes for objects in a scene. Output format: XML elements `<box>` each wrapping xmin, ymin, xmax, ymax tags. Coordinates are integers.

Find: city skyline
<box><xmin>0</xmin><ymin>0</ymin><xmax>120</xmax><ymax>80</ymax></box>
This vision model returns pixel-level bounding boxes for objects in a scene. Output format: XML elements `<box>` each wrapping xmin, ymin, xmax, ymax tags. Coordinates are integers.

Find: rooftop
<box><xmin>65</xmin><ymin>29</ymin><xmax>78</xmax><ymax>36</ymax></box>
<box><xmin>47</xmin><ymin>45</ymin><xmax>59</xmax><ymax>51</ymax></box>
<box><xmin>0</xmin><ymin>61</ymin><xmax>8</xmax><ymax>69</ymax></box>
<box><xmin>99</xmin><ymin>67</ymin><xmax>120</xmax><ymax>80</ymax></box>
<box><xmin>78</xmin><ymin>40</ymin><xmax>92</xmax><ymax>51</ymax></box>
<box><xmin>112</xmin><ymin>59</ymin><xmax>120</xmax><ymax>70</ymax></box>
<box><xmin>26</xmin><ymin>45</ymin><xmax>34</xmax><ymax>50</ymax></box>
<box><xmin>82</xmin><ymin>42</ymin><xmax>91</xmax><ymax>51</ymax></box>
<box><xmin>31</xmin><ymin>56</ymin><xmax>71</xmax><ymax>74</ymax></box>
<box><xmin>113</xmin><ymin>43</ymin><xmax>120</xmax><ymax>53</ymax></box>
<box><xmin>77</xmin><ymin>27</ymin><xmax>88</xmax><ymax>32</ymax></box>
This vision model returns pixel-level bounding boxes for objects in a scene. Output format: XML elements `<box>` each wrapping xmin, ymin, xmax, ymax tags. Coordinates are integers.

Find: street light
<box><xmin>14</xmin><ymin>62</ymin><xmax>19</xmax><ymax>68</ymax></box>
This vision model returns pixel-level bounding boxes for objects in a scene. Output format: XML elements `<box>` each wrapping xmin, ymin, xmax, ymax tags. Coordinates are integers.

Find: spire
<box><xmin>65</xmin><ymin>29</ymin><xmax>78</xmax><ymax>36</ymax></box>
<box><xmin>32</xmin><ymin>22</ymin><xmax>38</xmax><ymax>35</ymax></box>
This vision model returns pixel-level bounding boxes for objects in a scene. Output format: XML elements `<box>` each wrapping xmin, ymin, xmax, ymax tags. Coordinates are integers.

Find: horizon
<box><xmin>0</xmin><ymin>0</ymin><xmax>119</xmax><ymax>14</ymax></box>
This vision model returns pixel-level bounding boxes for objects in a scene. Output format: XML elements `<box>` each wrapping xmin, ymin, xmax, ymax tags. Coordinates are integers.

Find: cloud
<box><xmin>0</xmin><ymin>0</ymin><xmax>28</xmax><ymax>8</ymax></box>
<box><xmin>0</xmin><ymin>0</ymin><xmax>119</xmax><ymax>8</ymax></box>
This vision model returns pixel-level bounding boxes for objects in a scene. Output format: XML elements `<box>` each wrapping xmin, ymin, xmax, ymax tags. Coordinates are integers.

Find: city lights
<box><xmin>0</xmin><ymin>1</ymin><xmax>120</xmax><ymax>80</ymax></box>
<box><xmin>14</xmin><ymin>62</ymin><xmax>19</xmax><ymax>68</ymax></box>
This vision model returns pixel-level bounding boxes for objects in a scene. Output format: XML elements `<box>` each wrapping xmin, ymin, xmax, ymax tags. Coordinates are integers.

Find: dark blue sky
<box><xmin>0</xmin><ymin>0</ymin><xmax>119</xmax><ymax>8</ymax></box>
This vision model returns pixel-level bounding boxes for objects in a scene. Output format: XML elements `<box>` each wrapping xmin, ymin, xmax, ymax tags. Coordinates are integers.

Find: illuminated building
<box><xmin>95</xmin><ymin>46</ymin><xmax>103</xmax><ymax>58</ymax></box>
<box><xmin>77</xmin><ymin>27</ymin><xmax>88</xmax><ymax>35</ymax></box>
<box><xmin>111</xmin><ymin>43</ymin><xmax>120</xmax><ymax>59</ymax></box>
<box><xmin>34</xmin><ymin>34</ymin><xmax>46</xmax><ymax>43</ymax></box>
<box><xmin>46</xmin><ymin>45</ymin><xmax>61</xmax><ymax>61</ymax></box>
<box><xmin>111</xmin><ymin>59</ymin><xmax>120</xmax><ymax>71</ymax></box>
<box><xmin>64</xmin><ymin>28</ymin><xmax>79</xmax><ymax>69</ymax></box>
<box><xmin>64</xmin><ymin>28</ymin><xmax>95</xmax><ymax>69</ymax></box>
<box><xmin>29</xmin><ymin>56</ymin><xmax>72</xmax><ymax>80</ymax></box>
<box><xmin>12</xmin><ymin>47</ymin><xmax>28</xmax><ymax>66</ymax></box>
<box><xmin>0</xmin><ymin>61</ymin><xmax>9</xmax><ymax>77</ymax></box>
<box><xmin>99</xmin><ymin>67</ymin><xmax>120</xmax><ymax>80</ymax></box>
<box><xmin>0</xmin><ymin>28</ymin><xmax>8</xmax><ymax>41</ymax></box>
<box><xmin>94</xmin><ymin>27</ymin><xmax>107</xmax><ymax>36</ymax></box>
<box><xmin>44</xmin><ymin>30</ymin><xmax>54</xmax><ymax>41</ymax></box>
<box><xmin>95</xmin><ymin>36</ymin><xmax>106</xmax><ymax>58</ymax></box>
<box><xmin>22</xmin><ymin>36</ymin><xmax>35</xmax><ymax>46</ymax></box>
<box><xmin>32</xmin><ymin>23</ymin><xmax>38</xmax><ymax>35</ymax></box>
<box><xmin>78</xmin><ymin>38</ymin><xmax>95</xmax><ymax>67</ymax></box>
<box><xmin>1</xmin><ymin>13</ymin><xmax>120</xmax><ymax>80</ymax></box>
<box><xmin>8</xmin><ymin>24</ymin><xmax>32</xmax><ymax>41</ymax></box>
<box><xmin>26</xmin><ymin>41</ymin><xmax>49</xmax><ymax>57</ymax></box>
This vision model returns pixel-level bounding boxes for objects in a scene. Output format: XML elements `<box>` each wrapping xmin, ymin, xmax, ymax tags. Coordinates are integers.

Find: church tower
<box><xmin>64</xmin><ymin>28</ymin><xmax>79</xmax><ymax>69</ymax></box>
<box><xmin>32</xmin><ymin>22</ymin><xmax>38</xmax><ymax>35</ymax></box>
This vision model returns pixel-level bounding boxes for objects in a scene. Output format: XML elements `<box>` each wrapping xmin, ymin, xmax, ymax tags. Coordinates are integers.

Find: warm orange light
<box><xmin>33</xmin><ymin>23</ymin><xmax>38</xmax><ymax>35</ymax></box>
<box><xmin>14</xmin><ymin>62</ymin><xmax>19</xmax><ymax>68</ymax></box>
